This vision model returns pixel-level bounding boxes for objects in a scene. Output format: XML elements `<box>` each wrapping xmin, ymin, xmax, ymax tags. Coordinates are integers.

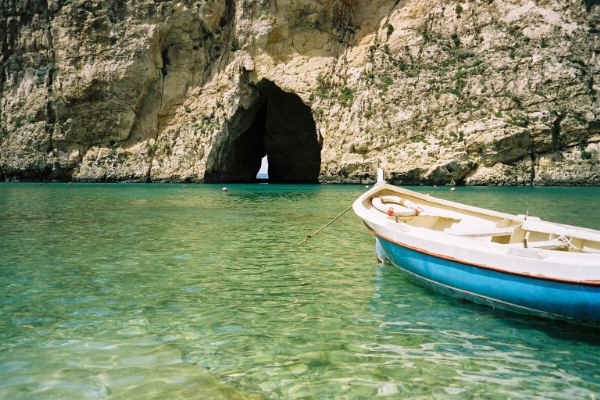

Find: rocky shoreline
<box><xmin>4</xmin><ymin>175</ymin><xmax>600</xmax><ymax>186</ymax></box>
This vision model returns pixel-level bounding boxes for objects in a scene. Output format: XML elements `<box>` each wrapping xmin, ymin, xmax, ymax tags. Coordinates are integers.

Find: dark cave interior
<box><xmin>204</xmin><ymin>80</ymin><xmax>321</xmax><ymax>183</ymax></box>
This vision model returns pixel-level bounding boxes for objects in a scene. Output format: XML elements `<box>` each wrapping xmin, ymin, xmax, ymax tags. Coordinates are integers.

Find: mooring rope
<box><xmin>297</xmin><ymin>205</ymin><xmax>353</xmax><ymax>246</ymax></box>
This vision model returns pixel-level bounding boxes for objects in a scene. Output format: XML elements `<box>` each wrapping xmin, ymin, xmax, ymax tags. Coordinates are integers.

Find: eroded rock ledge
<box><xmin>1</xmin><ymin>0</ymin><xmax>599</xmax><ymax>184</ymax></box>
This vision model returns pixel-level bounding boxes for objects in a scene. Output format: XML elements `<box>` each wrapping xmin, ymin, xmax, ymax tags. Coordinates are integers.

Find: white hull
<box><xmin>354</xmin><ymin>184</ymin><xmax>600</xmax><ymax>284</ymax></box>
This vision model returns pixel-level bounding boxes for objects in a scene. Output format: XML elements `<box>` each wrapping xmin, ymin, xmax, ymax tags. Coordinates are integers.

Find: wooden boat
<box><xmin>353</xmin><ymin>177</ymin><xmax>600</xmax><ymax>324</ymax></box>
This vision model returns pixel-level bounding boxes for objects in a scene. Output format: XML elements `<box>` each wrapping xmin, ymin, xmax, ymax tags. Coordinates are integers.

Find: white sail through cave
<box><xmin>256</xmin><ymin>155</ymin><xmax>269</xmax><ymax>180</ymax></box>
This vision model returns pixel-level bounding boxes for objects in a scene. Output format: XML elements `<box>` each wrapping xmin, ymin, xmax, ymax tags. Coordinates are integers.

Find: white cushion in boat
<box><xmin>446</xmin><ymin>226</ymin><xmax>515</xmax><ymax>237</ymax></box>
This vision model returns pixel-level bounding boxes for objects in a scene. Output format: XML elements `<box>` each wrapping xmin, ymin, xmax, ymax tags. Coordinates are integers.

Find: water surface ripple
<box><xmin>1</xmin><ymin>184</ymin><xmax>599</xmax><ymax>399</ymax></box>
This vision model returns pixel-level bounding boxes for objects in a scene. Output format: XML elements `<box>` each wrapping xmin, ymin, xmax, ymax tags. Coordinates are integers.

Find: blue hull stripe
<box><xmin>378</xmin><ymin>237</ymin><xmax>600</xmax><ymax>322</ymax></box>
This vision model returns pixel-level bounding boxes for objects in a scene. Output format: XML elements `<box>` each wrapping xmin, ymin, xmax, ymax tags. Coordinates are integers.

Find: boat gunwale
<box><xmin>364</xmin><ymin>184</ymin><xmax>520</xmax><ymax>222</ymax></box>
<box><xmin>363</xmin><ymin>222</ymin><xmax>600</xmax><ymax>287</ymax></box>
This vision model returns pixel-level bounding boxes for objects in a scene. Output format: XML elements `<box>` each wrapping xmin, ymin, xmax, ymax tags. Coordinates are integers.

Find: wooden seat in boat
<box><xmin>445</xmin><ymin>226</ymin><xmax>516</xmax><ymax>238</ymax></box>
<box><xmin>508</xmin><ymin>238</ymin><xmax>570</xmax><ymax>250</ymax></box>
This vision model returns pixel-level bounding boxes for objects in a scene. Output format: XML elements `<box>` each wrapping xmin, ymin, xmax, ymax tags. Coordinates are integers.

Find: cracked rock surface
<box><xmin>1</xmin><ymin>0</ymin><xmax>598</xmax><ymax>184</ymax></box>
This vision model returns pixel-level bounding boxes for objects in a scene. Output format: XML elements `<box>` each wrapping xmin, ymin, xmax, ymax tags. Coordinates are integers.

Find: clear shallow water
<box><xmin>1</xmin><ymin>183</ymin><xmax>599</xmax><ymax>399</ymax></box>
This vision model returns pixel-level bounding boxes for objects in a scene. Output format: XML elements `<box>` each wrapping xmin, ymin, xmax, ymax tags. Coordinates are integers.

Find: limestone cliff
<box><xmin>1</xmin><ymin>0</ymin><xmax>599</xmax><ymax>184</ymax></box>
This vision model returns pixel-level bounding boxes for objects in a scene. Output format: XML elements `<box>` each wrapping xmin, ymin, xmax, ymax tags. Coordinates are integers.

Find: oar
<box><xmin>297</xmin><ymin>205</ymin><xmax>353</xmax><ymax>246</ymax></box>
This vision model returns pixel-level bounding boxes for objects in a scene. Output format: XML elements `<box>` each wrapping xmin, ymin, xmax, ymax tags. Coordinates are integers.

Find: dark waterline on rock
<box><xmin>4</xmin><ymin>179</ymin><xmax>600</xmax><ymax>187</ymax></box>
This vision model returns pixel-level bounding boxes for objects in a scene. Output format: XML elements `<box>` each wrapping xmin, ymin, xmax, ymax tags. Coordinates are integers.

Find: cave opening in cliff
<box><xmin>204</xmin><ymin>80</ymin><xmax>321</xmax><ymax>183</ymax></box>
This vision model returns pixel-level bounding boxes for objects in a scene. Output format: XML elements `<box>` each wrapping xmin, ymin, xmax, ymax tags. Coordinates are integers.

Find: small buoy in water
<box><xmin>450</xmin><ymin>187</ymin><xmax>456</xmax><ymax>191</ymax></box>
<box><xmin>433</xmin><ymin>184</ymin><xmax>437</xmax><ymax>188</ymax></box>
<box><xmin>221</xmin><ymin>187</ymin><xmax>228</xmax><ymax>192</ymax></box>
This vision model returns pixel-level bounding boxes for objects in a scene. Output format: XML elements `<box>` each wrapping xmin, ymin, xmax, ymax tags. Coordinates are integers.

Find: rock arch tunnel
<box><xmin>204</xmin><ymin>80</ymin><xmax>322</xmax><ymax>183</ymax></box>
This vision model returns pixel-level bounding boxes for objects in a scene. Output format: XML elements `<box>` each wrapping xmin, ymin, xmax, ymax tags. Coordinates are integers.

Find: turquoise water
<box><xmin>1</xmin><ymin>183</ymin><xmax>599</xmax><ymax>399</ymax></box>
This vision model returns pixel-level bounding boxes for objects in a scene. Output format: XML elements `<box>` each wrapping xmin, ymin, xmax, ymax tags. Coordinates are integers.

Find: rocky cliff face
<box><xmin>1</xmin><ymin>0</ymin><xmax>599</xmax><ymax>184</ymax></box>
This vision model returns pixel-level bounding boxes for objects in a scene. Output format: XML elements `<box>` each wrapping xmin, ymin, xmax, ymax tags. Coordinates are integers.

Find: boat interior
<box><xmin>366</xmin><ymin>187</ymin><xmax>600</xmax><ymax>254</ymax></box>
